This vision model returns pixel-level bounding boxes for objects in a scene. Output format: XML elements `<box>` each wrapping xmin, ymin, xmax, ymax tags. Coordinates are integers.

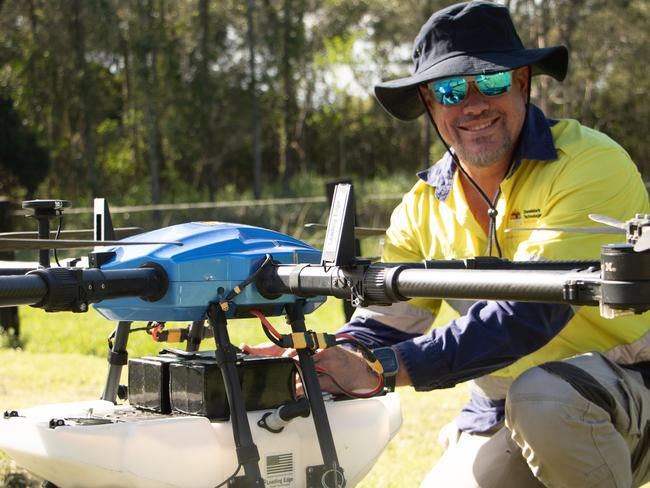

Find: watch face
<box><xmin>373</xmin><ymin>347</ymin><xmax>399</xmax><ymax>376</ymax></box>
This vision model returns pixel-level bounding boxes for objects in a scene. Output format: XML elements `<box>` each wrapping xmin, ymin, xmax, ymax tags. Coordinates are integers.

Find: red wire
<box><xmin>335</xmin><ymin>332</ymin><xmax>357</xmax><ymax>341</ymax></box>
<box><xmin>315</xmin><ymin>365</ymin><xmax>384</xmax><ymax>398</ymax></box>
<box><xmin>151</xmin><ymin>323</ymin><xmax>162</xmax><ymax>341</ymax></box>
<box><xmin>250</xmin><ymin>309</ymin><xmax>384</xmax><ymax>398</ymax></box>
<box><xmin>249</xmin><ymin>309</ymin><xmax>283</xmax><ymax>339</ymax></box>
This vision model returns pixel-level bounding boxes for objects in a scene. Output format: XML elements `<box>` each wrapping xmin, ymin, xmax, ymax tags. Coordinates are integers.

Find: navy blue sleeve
<box><xmin>337</xmin><ymin>318</ymin><xmax>421</xmax><ymax>349</ymax></box>
<box><xmin>393</xmin><ymin>301</ymin><xmax>574</xmax><ymax>390</ymax></box>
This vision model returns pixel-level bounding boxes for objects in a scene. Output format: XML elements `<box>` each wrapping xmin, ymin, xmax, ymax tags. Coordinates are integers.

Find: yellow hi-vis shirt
<box><xmin>378</xmin><ymin>107</ymin><xmax>650</xmax><ymax>399</ymax></box>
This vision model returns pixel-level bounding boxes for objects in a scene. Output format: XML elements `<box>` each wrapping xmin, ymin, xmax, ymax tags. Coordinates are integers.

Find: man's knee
<box><xmin>506</xmin><ymin>366</ymin><xmax>566</xmax><ymax>435</ymax></box>
<box><xmin>505</xmin><ymin>363</ymin><xmax>629</xmax><ymax>488</ymax></box>
<box><xmin>506</xmin><ymin>361</ymin><xmax>617</xmax><ymax>436</ymax></box>
<box><xmin>504</xmin><ymin>363</ymin><xmax>598</xmax><ymax>457</ymax></box>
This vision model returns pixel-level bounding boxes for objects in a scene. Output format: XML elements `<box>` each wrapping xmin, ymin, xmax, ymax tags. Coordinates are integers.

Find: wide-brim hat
<box><xmin>375</xmin><ymin>1</ymin><xmax>569</xmax><ymax>121</ymax></box>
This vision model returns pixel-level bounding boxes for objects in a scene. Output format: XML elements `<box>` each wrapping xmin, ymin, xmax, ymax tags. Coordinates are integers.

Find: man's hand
<box><xmin>312</xmin><ymin>346</ymin><xmax>381</xmax><ymax>395</ymax></box>
<box><xmin>241</xmin><ymin>342</ymin><xmax>381</xmax><ymax>395</ymax></box>
<box><xmin>240</xmin><ymin>341</ymin><xmax>295</xmax><ymax>358</ymax></box>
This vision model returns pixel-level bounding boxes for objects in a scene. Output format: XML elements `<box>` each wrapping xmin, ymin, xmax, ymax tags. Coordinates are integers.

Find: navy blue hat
<box><xmin>375</xmin><ymin>1</ymin><xmax>568</xmax><ymax>120</ymax></box>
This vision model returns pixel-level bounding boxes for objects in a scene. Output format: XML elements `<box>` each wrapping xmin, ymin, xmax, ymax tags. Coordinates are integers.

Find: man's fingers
<box><xmin>239</xmin><ymin>341</ymin><xmax>285</xmax><ymax>356</ymax></box>
<box><xmin>311</xmin><ymin>346</ymin><xmax>380</xmax><ymax>394</ymax></box>
<box><xmin>282</xmin><ymin>348</ymin><xmax>298</xmax><ymax>358</ymax></box>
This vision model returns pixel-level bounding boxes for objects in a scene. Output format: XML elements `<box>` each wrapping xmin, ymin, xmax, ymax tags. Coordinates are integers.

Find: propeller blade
<box><xmin>505</xmin><ymin>226</ymin><xmax>623</xmax><ymax>235</ymax></box>
<box><xmin>0</xmin><ymin>238</ymin><xmax>182</xmax><ymax>251</ymax></box>
<box><xmin>304</xmin><ymin>223</ymin><xmax>386</xmax><ymax>237</ymax></box>
<box><xmin>588</xmin><ymin>214</ymin><xmax>626</xmax><ymax>229</ymax></box>
<box><xmin>0</xmin><ymin>227</ymin><xmax>143</xmax><ymax>239</ymax></box>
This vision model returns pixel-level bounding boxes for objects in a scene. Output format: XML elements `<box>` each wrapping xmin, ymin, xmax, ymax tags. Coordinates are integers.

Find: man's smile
<box><xmin>459</xmin><ymin>116</ymin><xmax>500</xmax><ymax>133</ymax></box>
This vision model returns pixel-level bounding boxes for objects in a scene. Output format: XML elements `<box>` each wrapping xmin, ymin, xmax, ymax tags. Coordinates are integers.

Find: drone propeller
<box><xmin>506</xmin><ymin>214</ymin><xmax>626</xmax><ymax>235</ymax></box>
<box><xmin>587</xmin><ymin>213</ymin><xmax>626</xmax><ymax>229</ymax></box>
<box><xmin>0</xmin><ymin>238</ymin><xmax>182</xmax><ymax>251</ymax></box>
<box><xmin>0</xmin><ymin>227</ymin><xmax>143</xmax><ymax>240</ymax></box>
<box><xmin>304</xmin><ymin>223</ymin><xmax>386</xmax><ymax>237</ymax></box>
<box><xmin>505</xmin><ymin>226</ymin><xmax>623</xmax><ymax>235</ymax></box>
<box><xmin>505</xmin><ymin>212</ymin><xmax>650</xmax><ymax>253</ymax></box>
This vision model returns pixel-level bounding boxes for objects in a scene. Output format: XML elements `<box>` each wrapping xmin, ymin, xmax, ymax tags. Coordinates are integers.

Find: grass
<box><xmin>0</xmin><ymin>300</ymin><xmax>469</xmax><ymax>487</ymax></box>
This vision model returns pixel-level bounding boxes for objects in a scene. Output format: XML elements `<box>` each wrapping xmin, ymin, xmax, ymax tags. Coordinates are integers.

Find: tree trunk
<box><xmin>134</xmin><ymin>0</ymin><xmax>163</xmax><ymax>220</ymax></box>
<box><xmin>280</xmin><ymin>0</ymin><xmax>295</xmax><ymax>193</ymax></box>
<box><xmin>247</xmin><ymin>0</ymin><xmax>262</xmax><ymax>199</ymax></box>
<box><xmin>70</xmin><ymin>0</ymin><xmax>98</xmax><ymax>197</ymax></box>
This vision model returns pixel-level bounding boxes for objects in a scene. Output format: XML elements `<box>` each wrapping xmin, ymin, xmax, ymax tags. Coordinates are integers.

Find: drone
<box><xmin>1</xmin><ymin>184</ymin><xmax>650</xmax><ymax>488</ymax></box>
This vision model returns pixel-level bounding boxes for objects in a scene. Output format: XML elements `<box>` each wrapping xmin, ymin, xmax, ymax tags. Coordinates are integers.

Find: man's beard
<box><xmin>455</xmin><ymin>133</ymin><xmax>514</xmax><ymax>168</ymax></box>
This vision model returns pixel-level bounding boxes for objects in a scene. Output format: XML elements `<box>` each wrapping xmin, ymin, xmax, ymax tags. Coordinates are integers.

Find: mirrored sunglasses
<box><xmin>428</xmin><ymin>71</ymin><xmax>512</xmax><ymax>106</ymax></box>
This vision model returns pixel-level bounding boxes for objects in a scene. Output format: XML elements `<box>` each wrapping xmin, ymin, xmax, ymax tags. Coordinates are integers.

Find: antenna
<box><xmin>94</xmin><ymin>198</ymin><xmax>116</xmax><ymax>242</ymax></box>
<box><xmin>22</xmin><ymin>199</ymin><xmax>70</xmax><ymax>268</ymax></box>
<box><xmin>321</xmin><ymin>183</ymin><xmax>356</xmax><ymax>267</ymax></box>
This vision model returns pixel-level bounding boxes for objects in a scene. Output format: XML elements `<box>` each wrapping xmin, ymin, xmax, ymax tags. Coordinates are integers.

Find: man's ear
<box><xmin>514</xmin><ymin>66</ymin><xmax>531</xmax><ymax>96</ymax></box>
<box><xmin>417</xmin><ymin>85</ymin><xmax>433</xmax><ymax>107</ymax></box>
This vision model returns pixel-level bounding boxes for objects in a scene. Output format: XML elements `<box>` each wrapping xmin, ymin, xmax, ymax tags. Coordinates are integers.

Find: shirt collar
<box><xmin>417</xmin><ymin>104</ymin><xmax>558</xmax><ymax>201</ymax></box>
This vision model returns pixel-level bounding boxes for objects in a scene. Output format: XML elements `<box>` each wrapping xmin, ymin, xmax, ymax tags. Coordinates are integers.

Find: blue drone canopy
<box><xmin>93</xmin><ymin>222</ymin><xmax>324</xmax><ymax>321</ymax></box>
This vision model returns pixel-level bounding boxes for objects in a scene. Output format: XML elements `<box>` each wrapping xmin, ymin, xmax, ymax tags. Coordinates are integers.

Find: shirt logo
<box><xmin>510</xmin><ymin>208</ymin><xmax>541</xmax><ymax>221</ymax></box>
<box><xmin>523</xmin><ymin>208</ymin><xmax>542</xmax><ymax>219</ymax></box>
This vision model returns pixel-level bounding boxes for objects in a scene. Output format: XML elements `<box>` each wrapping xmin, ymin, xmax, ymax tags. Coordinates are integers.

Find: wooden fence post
<box><xmin>0</xmin><ymin>197</ymin><xmax>20</xmax><ymax>338</ymax></box>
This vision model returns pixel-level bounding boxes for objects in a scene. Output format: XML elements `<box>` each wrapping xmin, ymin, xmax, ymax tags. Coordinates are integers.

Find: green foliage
<box><xmin>0</xmin><ymin>97</ymin><xmax>50</xmax><ymax>198</ymax></box>
<box><xmin>0</xmin><ymin>0</ymin><xmax>647</xmax><ymax>205</ymax></box>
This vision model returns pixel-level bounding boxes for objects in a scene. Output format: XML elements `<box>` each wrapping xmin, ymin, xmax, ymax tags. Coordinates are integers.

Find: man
<box><xmin>247</xmin><ymin>2</ymin><xmax>650</xmax><ymax>487</ymax></box>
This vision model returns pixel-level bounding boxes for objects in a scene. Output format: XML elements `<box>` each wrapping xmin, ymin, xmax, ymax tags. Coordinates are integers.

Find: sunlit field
<box><xmin>0</xmin><ymin>300</ymin><xmax>468</xmax><ymax>487</ymax></box>
<box><xmin>5</xmin><ymin>301</ymin><xmax>642</xmax><ymax>487</ymax></box>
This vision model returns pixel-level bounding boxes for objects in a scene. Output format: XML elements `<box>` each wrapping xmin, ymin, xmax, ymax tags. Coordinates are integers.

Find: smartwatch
<box><xmin>372</xmin><ymin>347</ymin><xmax>399</xmax><ymax>392</ymax></box>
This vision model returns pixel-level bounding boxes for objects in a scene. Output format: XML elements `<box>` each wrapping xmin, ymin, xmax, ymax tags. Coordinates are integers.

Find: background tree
<box><xmin>0</xmin><ymin>0</ymin><xmax>646</xmax><ymax>205</ymax></box>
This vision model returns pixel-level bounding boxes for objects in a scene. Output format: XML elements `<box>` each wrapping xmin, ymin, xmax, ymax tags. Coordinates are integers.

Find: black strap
<box><xmin>236</xmin><ymin>444</ymin><xmax>260</xmax><ymax>464</ymax></box>
<box><xmin>107</xmin><ymin>349</ymin><xmax>128</xmax><ymax>365</ymax></box>
<box><xmin>539</xmin><ymin>361</ymin><xmax>617</xmax><ymax>422</ymax></box>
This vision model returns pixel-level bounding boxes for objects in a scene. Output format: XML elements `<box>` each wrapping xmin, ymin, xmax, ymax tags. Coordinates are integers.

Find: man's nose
<box><xmin>462</xmin><ymin>83</ymin><xmax>490</xmax><ymax>115</ymax></box>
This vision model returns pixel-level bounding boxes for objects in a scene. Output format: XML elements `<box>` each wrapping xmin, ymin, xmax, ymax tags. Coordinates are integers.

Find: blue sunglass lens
<box><xmin>431</xmin><ymin>78</ymin><xmax>467</xmax><ymax>106</ymax></box>
<box><xmin>476</xmin><ymin>71</ymin><xmax>512</xmax><ymax>97</ymax></box>
<box><xmin>429</xmin><ymin>71</ymin><xmax>512</xmax><ymax>106</ymax></box>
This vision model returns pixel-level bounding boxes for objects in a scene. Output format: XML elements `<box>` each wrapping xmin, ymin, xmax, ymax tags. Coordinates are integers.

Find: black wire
<box><xmin>107</xmin><ymin>327</ymin><xmax>116</xmax><ymax>349</ymax></box>
<box><xmin>335</xmin><ymin>337</ymin><xmax>377</xmax><ymax>363</ymax></box>
<box><xmin>107</xmin><ymin>322</ymin><xmax>155</xmax><ymax>349</ymax></box>
<box><xmin>261</xmin><ymin>321</ymin><xmax>283</xmax><ymax>346</ymax></box>
<box><xmin>214</xmin><ymin>464</ymin><xmax>242</xmax><ymax>487</ymax></box>
<box><xmin>316</xmin><ymin>370</ymin><xmax>365</xmax><ymax>399</ymax></box>
<box><xmin>316</xmin><ymin>369</ymin><xmax>382</xmax><ymax>399</ymax></box>
<box><xmin>130</xmin><ymin>325</ymin><xmax>155</xmax><ymax>333</ymax></box>
<box><xmin>222</xmin><ymin>254</ymin><xmax>272</xmax><ymax>303</ymax></box>
<box><xmin>53</xmin><ymin>214</ymin><xmax>63</xmax><ymax>267</ymax></box>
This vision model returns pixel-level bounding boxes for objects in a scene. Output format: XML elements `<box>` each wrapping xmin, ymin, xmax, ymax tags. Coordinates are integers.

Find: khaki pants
<box><xmin>420</xmin><ymin>353</ymin><xmax>650</xmax><ymax>488</ymax></box>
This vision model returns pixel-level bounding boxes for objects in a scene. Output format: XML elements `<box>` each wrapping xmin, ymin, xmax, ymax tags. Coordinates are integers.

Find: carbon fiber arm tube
<box><xmin>259</xmin><ymin>263</ymin><xmax>602</xmax><ymax>306</ymax></box>
<box><xmin>392</xmin><ymin>268</ymin><xmax>601</xmax><ymax>304</ymax></box>
<box><xmin>0</xmin><ymin>274</ymin><xmax>48</xmax><ymax>306</ymax></box>
<box><xmin>0</xmin><ymin>266</ymin><xmax>168</xmax><ymax>311</ymax></box>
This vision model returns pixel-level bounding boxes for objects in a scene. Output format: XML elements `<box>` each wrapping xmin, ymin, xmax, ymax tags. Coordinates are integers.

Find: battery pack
<box><xmin>127</xmin><ymin>355</ymin><xmax>180</xmax><ymax>413</ymax></box>
<box><xmin>169</xmin><ymin>355</ymin><xmax>296</xmax><ymax>420</ymax></box>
